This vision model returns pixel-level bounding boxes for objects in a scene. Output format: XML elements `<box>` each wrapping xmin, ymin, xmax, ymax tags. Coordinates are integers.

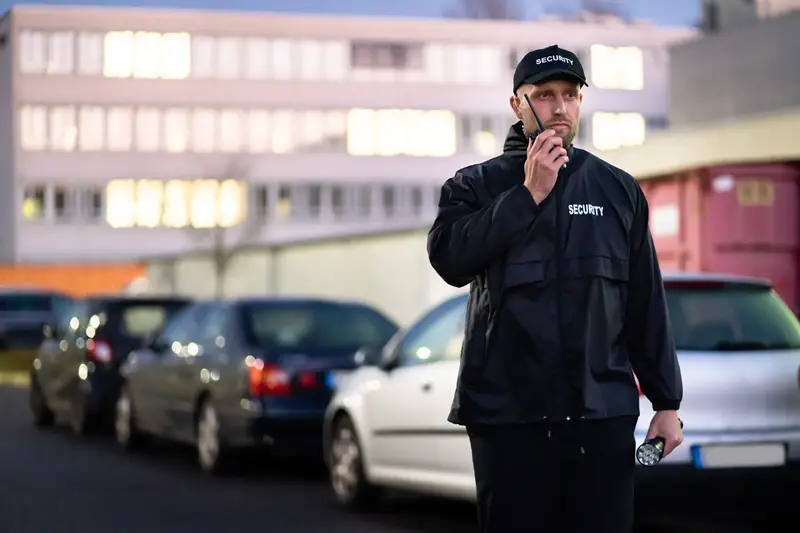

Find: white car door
<box><xmin>364</xmin><ymin>296</ymin><xmax>469</xmax><ymax>475</ymax></box>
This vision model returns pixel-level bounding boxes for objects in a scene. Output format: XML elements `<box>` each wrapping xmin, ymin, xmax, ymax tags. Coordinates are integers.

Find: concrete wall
<box><xmin>669</xmin><ymin>11</ymin><xmax>800</xmax><ymax>127</ymax></box>
<box><xmin>144</xmin><ymin>228</ymin><xmax>468</xmax><ymax>327</ymax></box>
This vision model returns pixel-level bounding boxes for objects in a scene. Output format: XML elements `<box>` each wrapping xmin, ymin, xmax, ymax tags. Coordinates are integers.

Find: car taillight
<box><xmin>248</xmin><ymin>359</ymin><xmax>291</xmax><ymax>396</ymax></box>
<box><xmin>86</xmin><ymin>339</ymin><xmax>113</xmax><ymax>364</ymax></box>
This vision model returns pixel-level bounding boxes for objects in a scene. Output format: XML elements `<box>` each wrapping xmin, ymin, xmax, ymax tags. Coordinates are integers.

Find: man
<box><xmin>426</xmin><ymin>45</ymin><xmax>684</xmax><ymax>533</ymax></box>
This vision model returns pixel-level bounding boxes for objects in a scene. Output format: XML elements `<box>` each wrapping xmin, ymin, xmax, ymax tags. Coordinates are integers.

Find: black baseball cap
<box><xmin>513</xmin><ymin>44</ymin><xmax>588</xmax><ymax>93</ymax></box>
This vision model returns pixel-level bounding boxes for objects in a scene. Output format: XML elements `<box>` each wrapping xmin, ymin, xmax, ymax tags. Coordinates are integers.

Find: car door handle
<box><xmin>421</xmin><ymin>382</ymin><xmax>432</xmax><ymax>392</ymax></box>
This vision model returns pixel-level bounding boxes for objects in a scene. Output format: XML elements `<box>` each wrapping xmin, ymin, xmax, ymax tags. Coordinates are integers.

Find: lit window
<box><xmin>160</xmin><ymin>32</ymin><xmax>191</xmax><ymax>79</ymax></box>
<box><xmin>271</xmin><ymin>39</ymin><xmax>293</xmax><ymax>80</ymax></box>
<box><xmin>298</xmin><ymin>40</ymin><xmax>322</xmax><ymax>80</ymax></box>
<box><xmin>271</xmin><ymin>110</ymin><xmax>294</xmax><ymax>153</ymax></box>
<box><xmin>106</xmin><ymin>179</ymin><xmax>137</xmax><ymax>228</ymax></box>
<box><xmin>216</xmin><ymin>37</ymin><xmax>241</xmax><ymax>79</ymax></box>
<box><xmin>19</xmin><ymin>106</ymin><xmax>48</xmax><ymax>151</ymax></box>
<box><xmin>590</xmin><ymin>45</ymin><xmax>644</xmax><ymax>90</ymax></box>
<box><xmin>135</xmin><ymin>108</ymin><xmax>161</xmax><ymax>152</ymax></box>
<box><xmin>49</xmin><ymin>106</ymin><xmax>77</xmax><ymax>151</ymax></box>
<box><xmin>191</xmin><ymin>108</ymin><xmax>217</xmax><ymax>153</ymax></box>
<box><xmin>347</xmin><ymin>109</ymin><xmax>456</xmax><ymax>157</ymax></box>
<box><xmin>107</xmin><ymin>107</ymin><xmax>133</xmax><ymax>151</ymax></box>
<box><xmin>191</xmin><ymin>36</ymin><xmax>216</xmax><ymax>78</ymax></box>
<box><xmin>591</xmin><ymin>112</ymin><xmax>646</xmax><ymax>151</ymax></box>
<box><xmin>19</xmin><ymin>30</ymin><xmax>47</xmax><ymax>74</ymax></box>
<box><xmin>164</xmin><ymin>108</ymin><xmax>189</xmax><ymax>153</ymax></box>
<box><xmin>78</xmin><ymin>106</ymin><xmax>105</xmax><ymax>151</ymax></box>
<box><xmin>162</xmin><ymin>180</ymin><xmax>190</xmax><ymax>227</ymax></box>
<box><xmin>474</xmin><ymin>131</ymin><xmax>497</xmax><ymax>156</ymax></box>
<box><xmin>47</xmin><ymin>32</ymin><xmax>75</xmax><ymax>74</ymax></box>
<box><xmin>218</xmin><ymin>109</ymin><xmax>243</xmax><ymax>152</ymax></box>
<box><xmin>135</xmin><ymin>180</ymin><xmax>164</xmax><ymax>227</ymax></box>
<box><xmin>132</xmin><ymin>31</ymin><xmax>162</xmax><ymax>79</ymax></box>
<box><xmin>22</xmin><ymin>185</ymin><xmax>46</xmax><ymax>221</ymax></box>
<box><xmin>190</xmin><ymin>180</ymin><xmax>219</xmax><ymax>228</ymax></box>
<box><xmin>217</xmin><ymin>180</ymin><xmax>245</xmax><ymax>227</ymax></box>
<box><xmin>104</xmin><ymin>31</ymin><xmax>134</xmax><ymax>78</ymax></box>
<box><xmin>296</xmin><ymin>110</ymin><xmax>325</xmax><ymax>150</ymax></box>
<box><xmin>471</xmin><ymin>45</ymin><xmax>502</xmax><ymax>84</ymax></box>
<box><xmin>246</xmin><ymin>110</ymin><xmax>271</xmax><ymax>153</ymax></box>
<box><xmin>322</xmin><ymin>41</ymin><xmax>348</xmax><ymax>80</ymax></box>
<box><xmin>245</xmin><ymin>38</ymin><xmax>269</xmax><ymax>79</ymax></box>
<box><xmin>77</xmin><ymin>32</ymin><xmax>103</xmax><ymax>75</ymax></box>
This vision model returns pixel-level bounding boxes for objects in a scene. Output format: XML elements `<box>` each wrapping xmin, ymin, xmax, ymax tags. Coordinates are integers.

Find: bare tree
<box><xmin>444</xmin><ymin>0</ymin><xmax>524</xmax><ymax>20</ymax></box>
<box><xmin>184</xmin><ymin>158</ymin><xmax>263</xmax><ymax>299</ymax></box>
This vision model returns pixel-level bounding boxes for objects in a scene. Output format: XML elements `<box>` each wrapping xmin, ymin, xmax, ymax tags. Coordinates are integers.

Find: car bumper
<box><xmin>223</xmin><ymin>405</ymin><xmax>326</xmax><ymax>457</ymax></box>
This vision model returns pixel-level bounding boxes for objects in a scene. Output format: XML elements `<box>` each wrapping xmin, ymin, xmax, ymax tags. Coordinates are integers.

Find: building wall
<box><xmin>144</xmin><ymin>228</ymin><xmax>467</xmax><ymax>327</ymax></box>
<box><xmin>6</xmin><ymin>5</ymin><xmax>696</xmax><ymax>262</ymax></box>
<box><xmin>670</xmin><ymin>11</ymin><xmax>800</xmax><ymax>127</ymax></box>
<box><xmin>0</xmin><ymin>12</ymin><xmax>15</xmax><ymax>261</ymax></box>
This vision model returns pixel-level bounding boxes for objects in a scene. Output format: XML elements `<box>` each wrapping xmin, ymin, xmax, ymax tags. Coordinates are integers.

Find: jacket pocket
<box><xmin>561</xmin><ymin>255</ymin><xmax>629</xmax><ymax>282</ymax></box>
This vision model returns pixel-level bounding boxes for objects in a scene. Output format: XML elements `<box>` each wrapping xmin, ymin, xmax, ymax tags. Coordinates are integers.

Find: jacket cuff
<box><xmin>652</xmin><ymin>400</ymin><xmax>680</xmax><ymax>411</ymax></box>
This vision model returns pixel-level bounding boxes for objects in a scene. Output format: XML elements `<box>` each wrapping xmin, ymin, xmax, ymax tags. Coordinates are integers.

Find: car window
<box><xmin>195</xmin><ymin>304</ymin><xmax>230</xmax><ymax>352</ymax></box>
<box><xmin>240</xmin><ymin>301</ymin><xmax>398</xmax><ymax>352</ymax></box>
<box><xmin>0</xmin><ymin>293</ymin><xmax>60</xmax><ymax>312</ymax></box>
<box><xmin>397</xmin><ymin>296</ymin><xmax>467</xmax><ymax>367</ymax></box>
<box><xmin>114</xmin><ymin>301</ymin><xmax>191</xmax><ymax>339</ymax></box>
<box><xmin>665</xmin><ymin>282</ymin><xmax>800</xmax><ymax>351</ymax></box>
<box><xmin>154</xmin><ymin>306</ymin><xmax>202</xmax><ymax>352</ymax></box>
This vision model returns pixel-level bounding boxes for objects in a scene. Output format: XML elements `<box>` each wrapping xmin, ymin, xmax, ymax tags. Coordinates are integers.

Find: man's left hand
<box><xmin>645</xmin><ymin>410</ymin><xmax>683</xmax><ymax>458</ymax></box>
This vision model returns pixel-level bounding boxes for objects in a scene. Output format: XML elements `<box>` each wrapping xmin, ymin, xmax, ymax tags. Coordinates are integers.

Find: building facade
<box><xmin>1</xmin><ymin>4</ymin><xmax>696</xmax><ymax>262</ymax></box>
<box><xmin>670</xmin><ymin>9</ymin><xmax>800</xmax><ymax>128</ymax></box>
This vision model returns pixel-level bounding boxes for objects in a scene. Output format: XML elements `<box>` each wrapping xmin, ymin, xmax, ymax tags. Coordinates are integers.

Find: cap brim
<box><xmin>522</xmin><ymin>68</ymin><xmax>588</xmax><ymax>87</ymax></box>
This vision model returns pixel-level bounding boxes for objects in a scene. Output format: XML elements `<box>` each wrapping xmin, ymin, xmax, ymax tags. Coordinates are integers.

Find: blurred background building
<box><xmin>605</xmin><ymin>4</ymin><xmax>800</xmax><ymax>315</ymax></box>
<box><xmin>2</xmin><ymin>5</ymin><xmax>693</xmax><ymax>268</ymax></box>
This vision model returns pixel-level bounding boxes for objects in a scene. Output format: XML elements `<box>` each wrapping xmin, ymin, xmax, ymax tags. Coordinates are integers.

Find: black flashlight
<box><xmin>636</xmin><ymin>419</ymin><xmax>684</xmax><ymax>467</ymax></box>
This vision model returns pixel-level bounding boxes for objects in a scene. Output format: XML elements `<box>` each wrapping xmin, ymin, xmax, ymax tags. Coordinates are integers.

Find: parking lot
<box><xmin>0</xmin><ymin>383</ymin><xmax>794</xmax><ymax>533</ymax></box>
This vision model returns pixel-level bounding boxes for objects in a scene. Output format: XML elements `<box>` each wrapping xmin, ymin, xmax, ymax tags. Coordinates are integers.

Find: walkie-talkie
<box><xmin>523</xmin><ymin>93</ymin><xmax>545</xmax><ymax>142</ymax></box>
<box><xmin>636</xmin><ymin>419</ymin><xmax>684</xmax><ymax>467</ymax></box>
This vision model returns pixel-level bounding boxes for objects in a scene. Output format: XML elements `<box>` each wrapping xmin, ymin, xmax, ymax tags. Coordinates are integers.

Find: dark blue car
<box><xmin>115</xmin><ymin>297</ymin><xmax>398</xmax><ymax>474</ymax></box>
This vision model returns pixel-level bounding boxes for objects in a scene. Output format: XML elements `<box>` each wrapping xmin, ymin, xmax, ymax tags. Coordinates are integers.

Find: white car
<box><xmin>322</xmin><ymin>272</ymin><xmax>800</xmax><ymax>509</ymax></box>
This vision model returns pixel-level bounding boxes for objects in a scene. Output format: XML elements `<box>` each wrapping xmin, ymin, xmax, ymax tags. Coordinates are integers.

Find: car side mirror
<box><xmin>42</xmin><ymin>324</ymin><xmax>57</xmax><ymax>339</ymax></box>
<box><xmin>377</xmin><ymin>347</ymin><xmax>402</xmax><ymax>372</ymax></box>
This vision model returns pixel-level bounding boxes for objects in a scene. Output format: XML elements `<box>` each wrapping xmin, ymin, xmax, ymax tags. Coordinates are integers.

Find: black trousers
<box><xmin>467</xmin><ymin>416</ymin><xmax>638</xmax><ymax>533</ymax></box>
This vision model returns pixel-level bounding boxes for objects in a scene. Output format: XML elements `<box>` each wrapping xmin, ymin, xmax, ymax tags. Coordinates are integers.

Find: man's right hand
<box><xmin>524</xmin><ymin>129</ymin><xmax>569</xmax><ymax>205</ymax></box>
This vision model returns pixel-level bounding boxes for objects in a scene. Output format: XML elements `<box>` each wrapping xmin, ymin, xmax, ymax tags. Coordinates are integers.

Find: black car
<box><xmin>115</xmin><ymin>297</ymin><xmax>399</xmax><ymax>474</ymax></box>
<box><xmin>0</xmin><ymin>287</ymin><xmax>72</xmax><ymax>350</ymax></box>
<box><xmin>29</xmin><ymin>295</ymin><xmax>193</xmax><ymax>434</ymax></box>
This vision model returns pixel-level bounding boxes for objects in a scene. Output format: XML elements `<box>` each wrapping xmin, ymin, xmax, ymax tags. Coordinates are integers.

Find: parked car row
<box><xmin>23</xmin><ymin>272</ymin><xmax>800</xmax><ymax>514</ymax></box>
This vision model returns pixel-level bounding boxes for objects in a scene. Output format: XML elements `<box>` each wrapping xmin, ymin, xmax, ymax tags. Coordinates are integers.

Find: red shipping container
<box><xmin>641</xmin><ymin>163</ymin><xmax>800</xmax><ymax>312</ymax></box>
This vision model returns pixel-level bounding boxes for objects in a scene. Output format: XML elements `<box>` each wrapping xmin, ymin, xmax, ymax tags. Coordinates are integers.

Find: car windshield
<box><xmin>0</xmin><ymin>293</ymin><xmax>56</xmax><ymax>312</ymax></box>
<box><xmin>241</xmin><ymin>302</ymin><xmax>398</xmax><ymax>352</ymax></box>
<box><xmin>665</xmin><ymin>282</ymin><xmax>800</xmax><ymax>351</ymax></box>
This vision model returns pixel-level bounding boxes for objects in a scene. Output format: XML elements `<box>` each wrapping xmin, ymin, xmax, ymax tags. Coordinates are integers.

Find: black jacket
<box><xmin>427</xmin><ymin>121</ymin><xmax>683</xmax><ymax>425</ymax></box>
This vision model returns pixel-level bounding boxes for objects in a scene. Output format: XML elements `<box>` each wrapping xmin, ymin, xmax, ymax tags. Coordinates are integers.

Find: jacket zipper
<box><xmin>554</xmin><ymin>168</ymin><xmax>565</xmax><ymax>416</ymax></box>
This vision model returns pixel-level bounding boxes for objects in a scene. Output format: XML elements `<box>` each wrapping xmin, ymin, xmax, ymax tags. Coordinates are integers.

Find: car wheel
<box><xmin>29</xmin><ymin>374</ymin><xmax>54</xmax><ymax>428</ymax></box>
<box><xmin>329</xmin><ymin>415</ymin><xmax>382</xmax><ymax>511</ymax></box>
<box><xmin>115</xmin><ymin>385</ymin><xmax>145</xmax><ymax>451</ymax></box>
<box><xmin>196</xmin><ymin>400</ymin><xmax>228</xmax><ymax>474</ymax></box>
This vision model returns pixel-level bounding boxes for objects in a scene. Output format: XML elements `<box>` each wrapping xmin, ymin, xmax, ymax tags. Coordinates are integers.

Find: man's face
<box><xmin>510</xmin><ymin>78</ymin><xmax>583</xmax><ymax>147</ymax></box>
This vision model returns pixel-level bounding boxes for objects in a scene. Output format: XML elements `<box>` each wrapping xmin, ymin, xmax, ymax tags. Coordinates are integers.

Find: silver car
<box><xmin>323</xmin><ymin>271</ymin><xmax>800</xmax><ymax>509</ymax></box>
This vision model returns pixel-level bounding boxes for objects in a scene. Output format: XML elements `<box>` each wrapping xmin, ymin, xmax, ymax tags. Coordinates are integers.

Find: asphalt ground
<box><xmin>0</xmin><ymin>383</ymin><xmax>795</xmax><ymax>533</ymax></box>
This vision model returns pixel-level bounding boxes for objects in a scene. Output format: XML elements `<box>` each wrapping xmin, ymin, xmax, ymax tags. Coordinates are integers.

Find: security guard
<box><xmin>427</xmin><ymin>45</ymin><xmax>684</xmax><ymax>533</ymax></box>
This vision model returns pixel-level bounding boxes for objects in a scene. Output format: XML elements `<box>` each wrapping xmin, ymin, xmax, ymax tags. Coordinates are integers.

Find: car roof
<box><xmin>661</xmin><ymin>270</ymin><xmax>772</xmax><ymax>287</ymax></box>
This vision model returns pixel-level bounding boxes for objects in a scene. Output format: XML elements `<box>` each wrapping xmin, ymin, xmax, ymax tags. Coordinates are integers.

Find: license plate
<box><xmin>691</xmin><ymin>443</ymin><xmax>786</xmax><ymax>469</ymax></box>
<box><xmin>326</xmin><ymin>371</ymin><xmax>349</xmax><ymax>389</ymax></box>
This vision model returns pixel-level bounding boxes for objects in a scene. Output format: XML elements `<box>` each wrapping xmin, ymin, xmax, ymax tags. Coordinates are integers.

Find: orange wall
<box><xmin>0</xmin><ymin>263</ymin><xmax>145</xmax><ymax>297</ymax></box>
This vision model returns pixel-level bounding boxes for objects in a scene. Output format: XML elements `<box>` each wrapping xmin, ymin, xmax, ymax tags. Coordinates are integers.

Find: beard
<box><xmin>524</xmin><ymin>120</ymin><xmax>579</xmax><ymax>147</ymax></box>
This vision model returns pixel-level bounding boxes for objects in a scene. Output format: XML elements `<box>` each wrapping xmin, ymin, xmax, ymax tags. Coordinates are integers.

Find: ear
<box><xmin>509</xmin><ymin>95</ymin><xmax>523</xmax><ymax>120</ymax></box>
